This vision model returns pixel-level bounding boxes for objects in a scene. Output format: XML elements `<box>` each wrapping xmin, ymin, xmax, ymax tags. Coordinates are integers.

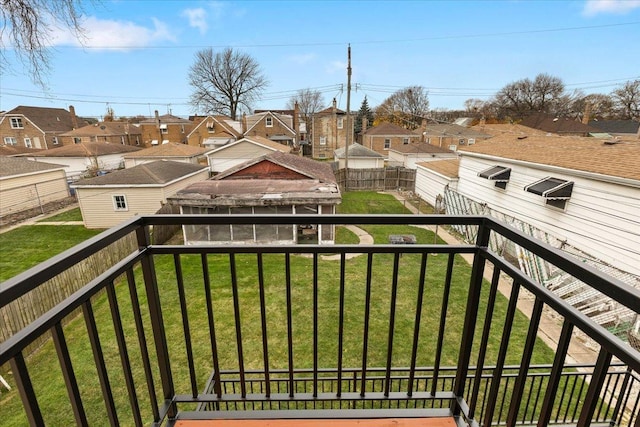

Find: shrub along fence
<box><xmin>334</xmin><ymin>167</ymin><xmax>416</xmax><ymax>191</ymax></box>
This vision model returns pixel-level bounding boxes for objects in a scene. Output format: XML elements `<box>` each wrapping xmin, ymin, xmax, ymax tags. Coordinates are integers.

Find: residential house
<box><xmin>0</xmin><ymin>145</ymin><xmax>44</xmax><ymax>157</ymax></box>
<box><xmin>0</xmin><ymin>105</ymin><xmax>82</xmax><ymax>149</ymax></box>
<box><xmin>359</xmin><ymin>122</ymin><xmax>421</xmax><ymax>157</ymax></box>
<box><xmin>421</xmin><ymin>122</ymin><xmax>492</xmax><ymax>149</ymax></box>
<box><xmin>588</xmin><ymin>119</ymin><xmax>640</xmax><ymax>141</ymax></box>
<box><xmin>387</xmin><ymin>142</ymin><xmax>457</xmax><ymax>169</ymax></box>
<box><xmin>72</xmin><ymin>160</ymin><xmax>209</xmax><ymax>229</ymax></box>
<box><xmin>243</xmin><ymin>109</ymin><xmax>298</xmax><ymax>148</ymax></box>
<box><xmin>334</xmin><ymin>143</ymin><xmax>385</xmax><ymax>169</ymax></box>
<box><xmin>206</xmin><ymin>136</ymin><xmax>291</xmax><ymax>174</ymax></box>
<box><xmin>520</xmin><ymin>113</ymin><xmax>601</xmax><ymax>137</ymax></box>
<box><xmin>470</xmin><ymin>122</ymin><xmax>549</xmax><ymax>138</ymax></box>
<box><xmin>454</xmin><ymin>134</ymin><xmax>640</xmax><ymax>277</ymax></box>
<box><xmin>123</xmin><ymin>142</ymin><xmax>212</xmax><ymax>169</ymax></box>
<box><xmin>311</xmin><ymin>99</ymin><xmax>353</xmax><ymax>159</ymax></box>
<box><xmin>186</xmin><ymin>115</ymin><xmax>242</xmax><ymax>147</ymax></box>
<box><xmin>58</xmin><ymin>121</ymin><xmax>142</xmax><ymax>146</ymax></box>
<box><xmin>168</xmin><ymin>151</ymin><xmax>341</xmax><ymax>245</ymax></box>
<box><xmin>415</xmin><ymin>159</ymin><xmax>460</xmax><ymax>209</ymax></box>
<box><xmin>139</xmin><ymin>112</ymin><xmax>193</xmax><ymax>146</ymax></box>
<box><xmin>18</xmin><ymin>142</ymin><xmax>142</xmax><ymax>180</ymax></box>
<box><xmin>0</xmin><ymin>157</ymin><xmax>69</xmax><ymax>220</ymax></box>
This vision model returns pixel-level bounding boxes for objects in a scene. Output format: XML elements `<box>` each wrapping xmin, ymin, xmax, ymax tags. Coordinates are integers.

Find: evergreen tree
<box><xmin>354</xmin><ymin>96</ymin><xmax>375</xmax><ymax>137</ymax></box>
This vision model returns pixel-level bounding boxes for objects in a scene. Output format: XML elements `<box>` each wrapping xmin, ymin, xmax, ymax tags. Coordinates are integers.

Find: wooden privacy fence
<box><xmin>335</xmin><ymin>167</ymin><xmax>416</xmax><ymax>191</ymax></box>
<box><xmin>0</xmin><ymin>233</ymin><xmax>138</xmax><ymax>354</ymax></box>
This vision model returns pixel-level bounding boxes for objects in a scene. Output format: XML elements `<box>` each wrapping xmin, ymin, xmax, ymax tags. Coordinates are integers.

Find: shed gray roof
<box><xmin>0</xmin><ymin>157</ymin><xmax>66</xmax><ymax>178</ymax></box>
<box><xmin>73</xmin><ymin>160</ymin><xmax>207</xmax><ymax>186</ymax></box>
<box><xmin>334</xmin><ymin>143</ymin><xmax>384</xmax><ymax>159</ymax></box>
<box><xmin>588</xmin><ymin>120</ymin><xmax>640</xmax><ymax>135</ymax></box>
<box><xmin>389</xmin><ymin>142</ymin><xmax>455</xmax><ymax>154</ymax></box>
<box><xmin>24</xmin><ymin>142</ymin><xmax>142</xmax><ymax>157</ymax></box>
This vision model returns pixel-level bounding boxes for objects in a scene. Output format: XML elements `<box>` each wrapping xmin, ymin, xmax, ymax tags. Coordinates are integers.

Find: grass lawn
<box><xmin>1</xmin><ymin>192</ymin><xmax>559</xmax><ymax>426</ymax></box>
<box><xmin>37</xmin><ymin>207</ymin><xmax>83</xmax><ymax>222</ymax></box>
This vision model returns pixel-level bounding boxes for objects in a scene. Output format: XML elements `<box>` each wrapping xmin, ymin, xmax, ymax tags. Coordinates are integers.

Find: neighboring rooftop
<box><xmin>0</xmin><ymin>157</ymin><xmax>65</xmax><ymax>177</ymax></box>
<box><xmin>520</xmin><ymin>113</ymin><xmax>600</xmax><ymax>135</ymax></box>
<box><xmin>0</xmin><ymin>145</ymin><xmax>45</xmax><ymax>157</ymax></box>
<box><xmin>60</xmin><ymin>122</ymin><xmax>142</xmax><ymax>137</ymax></box>
<box><xmin>416</xmin><ymin>159</ymin><xmax>460</xmax><ymax>178</ymax></box>
<box><xmin>422</xmin><ymin>123</ymin><xmax>492</xmax><ymax>139</ymax></box>
<box><xmin>458</xmin><ymin>134</ymin><xmax>640</xmax><ymax>181</ymax></box>
<box><xmin>588</xmin><ymin>119</ymin><xmax>640</xmax><ymax>136</ymax></box>
<box><xmin>139</xmin><ymin>114</ymin><xmax>192</xmax><ymax>124</ymax></box>
<box><xmin>334</xmin><ymin>143</ymin><xmax>384</xmax><ymax>158</ymax></box>
<box><xmin>73</xmin><ymin>160</ymin><xmax>207</xmax><ymax>186</ymax></box>
<box><xmin>363</xmin><ymin>122</ymin><xmax>421</xmax><ymax>136</ymax></box>
<box><xmin>124</xmin><ymin>142</ymin><xmax>210</xmax><ymax>158</ymax></box>
<box><xmin>389</xmin><ymin>142</ymin><xmax>455</xmax><ymax>154</ymax></box>
<box><xmin>3</xmin><ymin>105</ymin><xmax>81</xmax><ymax>132</ymax></box>
<box><xmin>470</xmin><ymin>123</ymin><xmax>548</xmax><ymax>138</ymax></box>
<box><xmin>21</xmin><ymin>142</ymin><xmax>142</xmax><ymax>157</ymax></box>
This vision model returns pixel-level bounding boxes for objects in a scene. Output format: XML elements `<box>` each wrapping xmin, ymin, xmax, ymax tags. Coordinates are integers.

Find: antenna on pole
<box><xmin>345</xmin><ymin>44</ymin><xmax>352</xmax><ymax>190</ymax></box>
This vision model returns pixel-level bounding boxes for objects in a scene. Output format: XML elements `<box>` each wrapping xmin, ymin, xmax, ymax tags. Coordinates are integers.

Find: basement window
<box><xmin>525</xmin><ymin>177</ymin><xmax>574</xmax><ymax>209</ymax></box>
<box><xmin>478</xmin><ymin>165</ymin><xmax>511</xmax><ymax>189</ymax></box>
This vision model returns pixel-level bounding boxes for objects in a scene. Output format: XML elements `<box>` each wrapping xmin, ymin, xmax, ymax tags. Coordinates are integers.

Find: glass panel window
<box><xmin>73</xmin><ymin>137</ymin><xmax>82</xmax><ymax>144</ymax></box>
<box><xmin>10</xmin><ymin>117</ymin><xmax>23</xmax><ymax>129</ymax></box>
<box><xmin>4</xmin><ymin>137</ymin><xmax>17</xmax><ymax>145</ymax></box>
<box><xmin>403</xmin><ymin>138</ymin><xmax>409</xmax><ymax>145</ymax></box>
<box><xmin>319</xmin><ymin>136</ymin><xmax>326</xmax><ymax>145</ymax></box>
<box><xmin>230</xmin><ymin>206</ymin><xmax>254</xmax><ymax>241</ymax></box>
<box><xmin>265</xmin><ymin>117</ymin><xmax>273</xmax><ymax>127</ymax></box>
<box><xmin>24</xmin><ymin>138</ymin><xmax>32</xmax><ymax>148</ymax></box>
<box><xmin>337</xmin><ymin>117</ymin><xmax>344</xmax><ymax>129</ymax></box>
<box><xmin>113</xmin><ymin>195</ymin><xmax>128</xmax><ymax>211</ymax></box>
<box><xmin>384</xmin><ymin>138</ymin><xmax>391</xmax><ymax>149</ymax></box>
<box><xmin>52</xmin><ymin>137</ymin><xmax>59</xmax><ymax>145</ymax></box>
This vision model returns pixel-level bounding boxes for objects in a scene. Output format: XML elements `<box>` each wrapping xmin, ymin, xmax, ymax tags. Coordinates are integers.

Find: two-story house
<box><xmin>421</xmin><ymin>122</ymin><xmax>492</xmax><ymax>149</ymax></box>
<box><xmin>186</xmin><ymin>115</ymin><xmax>242</xmax><ymax>148</ymax></box>
<box><xmin>310</xmin><ymin>99</ymin><xmax>353</xmax><ymax>159</ymax></box>
<box><xmin>58</xmin><ymin>122</ymin><xmax>142</xmax><ymax>146</ymax></box>
<box><xmin>359</xmin><ymin>122</ymin><xmax>421</xmax><ymax>157</ymax></box>
<box><xmin>0</xmin><ymin>105</ymin><xmax>82</xmax><ymax>149</ymax></box>
<box><xmin>139</xmin><ymin>112</ymin><xmax>194</xmax><ymax>147</ymax></box>
<box><xmin>243</xmin><ymin>110</ymin><xmax>298</xmax><ymax>148</ymax></box>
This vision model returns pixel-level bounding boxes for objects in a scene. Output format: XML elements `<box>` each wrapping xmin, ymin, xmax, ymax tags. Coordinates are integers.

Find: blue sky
<box><xmin>1</xmin><ymin>0</ymin><xmax>639</xmax><ymax>119</ymax></box>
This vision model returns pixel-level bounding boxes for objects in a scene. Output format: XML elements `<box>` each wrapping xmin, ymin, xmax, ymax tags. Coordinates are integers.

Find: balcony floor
<box><xmin>174</xmin><ymin>418</ymin><xmax>457</xmax><ymax>427</ymax></box>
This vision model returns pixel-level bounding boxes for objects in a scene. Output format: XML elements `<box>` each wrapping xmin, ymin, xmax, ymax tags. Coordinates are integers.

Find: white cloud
<box><xmin>583</xmin><ymin>0</ymin><xmax>640</xmax><ymax>15</ymax></box>
<box><xmin>50</xmin><ymin>16</ymin><xmax>176</xmax><ymax>49</ymax></box>
<box><xmin>326</xmin><ymin>60</ymin><xmax>347</xmax><ymax>74</ymax></box>
<box><xmin>288</xmin><ymin>53</ymin><xmax>317</xmax><ymax>65</ymax></box>
<box><xmin>182</xmin><ymin>8</ymin><xmax>208</xmax><ymax>34</ymax></box>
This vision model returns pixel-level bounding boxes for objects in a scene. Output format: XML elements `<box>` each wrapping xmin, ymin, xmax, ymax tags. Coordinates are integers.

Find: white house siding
<box><xmin>76</xmin><ymin>170</ymin><xmax>209</xmax><ymax>229</ymax></box>
<box><xmin>0</xmin><ymin>169</ymin><xmax>69</xmax><ymax>217</ymax></box>
<box><xmin>456</xmin><ymin>156</ymin><xmax>640</xmax><ymax>276</ymax></box>
<box><xmin>25</xmin><ymin>154</ymin><xmax>126</xmax><ymax>180</ymax></box>
<box><xmin>415</xmin><ymin>164</ymin><xmax>458</xmax><ymax>209</ymax></box>
<box><xmin>388</xmin><ymin>151</ymin><xmax>457</xmax><ymax>169</ymax></box>
<box><xmin>208</xmin><ymin>142</ymin><xmax>276</xmax><ymax>173</ymax></box>
<box><xmin>335</xmin><ymin>157</ymin><xmax>384</xmax><ymax>169</ymax></box>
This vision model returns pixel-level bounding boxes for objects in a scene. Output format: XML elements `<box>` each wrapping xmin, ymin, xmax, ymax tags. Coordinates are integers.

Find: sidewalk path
<box><xmin>385</xmin><ymin>190</ymin><xmax>597</xmax><ymax>365</ymax></box>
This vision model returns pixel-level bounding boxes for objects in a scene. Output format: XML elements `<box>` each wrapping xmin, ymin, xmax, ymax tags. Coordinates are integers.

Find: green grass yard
<box><xmin>1</xmin><ymin>192</ymin><xmax>560</xmax><ymax>425</ymax></box>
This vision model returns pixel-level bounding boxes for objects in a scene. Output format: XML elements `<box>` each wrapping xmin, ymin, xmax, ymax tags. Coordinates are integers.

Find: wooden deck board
<box><xmin>175</xmin><ymin>418</ymin><xmax>457</xmax><ymax>427</ymax></box>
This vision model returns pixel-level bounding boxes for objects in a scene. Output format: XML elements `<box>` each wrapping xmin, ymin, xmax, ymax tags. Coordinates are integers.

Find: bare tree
<box><xmin>494</xmin><ymin>73</ymin><xmax>565</xmax><ymax>119</ymax></box>
<box><xmin>612</xmin><ymin>79</ymin><xmax>640</xmax><ymax>119</ymax></box>
<box><xmin>570</xmin><ymin>92</ymin><xmax>615</xmax><ymax>120</ymax></box>
<box><xmin>286</xmin><ymin>88</ymin><xmax>325</xmax><ymax>137</ymax></box>
<box><xmin>1</xmin><ymin>0</ymin><xmax>91</xmax><ymax>87</ymax></box>
<box><xmin>374</xmin><ymin>86</ymin><xmax>429</xmax><ymax>129</ymax></box>
<box><xmin>189</xmin><ymin>48</ymin><xmax>268</xmax><ymax>120</ymax></box>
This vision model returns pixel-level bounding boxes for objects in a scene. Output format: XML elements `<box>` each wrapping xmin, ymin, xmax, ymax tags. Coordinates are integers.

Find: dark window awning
<box><xmin>478</xmin><ymin>165</ymin><xmax>511</xmax><ymax>182</ymax></box>
<box><xmin>525</xmin><ymin>177</ymin><xmax>574</xmax><ymax>199</ymax></box>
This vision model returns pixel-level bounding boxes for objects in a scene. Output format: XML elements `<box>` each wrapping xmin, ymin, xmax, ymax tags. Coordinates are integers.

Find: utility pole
<box><xmin>345</xmin><ymin>44</ymin><xmax>352</xmax><ymax>191</ymax></box>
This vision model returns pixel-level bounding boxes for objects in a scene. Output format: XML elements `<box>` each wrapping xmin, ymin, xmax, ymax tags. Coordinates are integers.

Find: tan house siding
<box><xmin>186</xmin><ymin>117</ymin><xmax>239</xmax><ymax>147</ymax></box>
<box><xmin>76</xmin><ymin>169</ymin><xmax>209</xmax><ymax>228</ymax></box>
<box><xmin>0</xmin><ymin>169</ymin><xmax>68</xmax><ymax>217</ymax></box>
<box><xmin>311</xmin><ymin>112</ymin><xmax>353</xmax><ymax>159</ymax></box>
<box><xmin>244</xmin><ymin>113</ymin><xmax>295</xmax><ymax>145</ymax></box>
<box><xmin>139</xmin><ymin>123</ymin><xmax>190</xmax><ymax>147</ymax></box>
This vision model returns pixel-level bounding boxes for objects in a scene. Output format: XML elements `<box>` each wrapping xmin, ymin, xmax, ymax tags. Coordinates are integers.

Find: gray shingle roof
<box><xmin>588</xmin><ymin>120</ymin><xmax>640</xmax><ymax>135</ymax></box>
<box><xmin>0</xmin><ymin>157</ymin><xmax>66</xmax><ymax>177</ymax></box>
<box><xmin>73</xmin><ymin>160</ymin><xmax>207</xmax><ymax>186</ymax></box>
<box><xmin>5</xmin><ymin>106</ymin><xmax>79</xmax><ymax>132</ymax></box>
<box><xmin>334</xmin><ymin>143</ymin><xmax>384</xmax><ymax>158</ymax></box>
<box><xmin>363</xmin><ymin>122</ymin><xmax>421</xmax><ymax>136</ymax></box>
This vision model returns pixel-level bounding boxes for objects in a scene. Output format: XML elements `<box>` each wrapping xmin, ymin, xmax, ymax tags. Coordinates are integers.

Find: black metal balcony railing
<box><xmin>1</xmin><ymin>215</ymin><xmax>639</xmax><ymax>427</ymax></box>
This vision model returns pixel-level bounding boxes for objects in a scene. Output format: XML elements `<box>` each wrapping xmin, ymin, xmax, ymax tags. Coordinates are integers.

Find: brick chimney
<box><xmin>155</xmin><ymin>110</ymin><xmax>160</xmax><ymax>128</ymax></box>
<box><xmin>69</xmin><ymin>105</ymin><xmax>78</xmax><ymax>129</ymax></box>
<box><xmin>582</xmin><ymin>102</ymin><xmax>591</xmax><ymax>125</ymax></box>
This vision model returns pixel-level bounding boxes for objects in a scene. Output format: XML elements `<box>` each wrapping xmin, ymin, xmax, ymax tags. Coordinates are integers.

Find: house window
<box><xmin>478</xmin><ymin>165</ymin><xmax>511</xmax><ymax>189</ymax></box>
<box><xmin>10</xmin><ymin>117</ymin><xmax>24</xmax><ymax>129</ymax></box>
<box><xmin>73</xmin><ymin>137</ymin><xmax>82</xmax><ymax>144</ymax></box>
<box><xmin>403</xmin><ymin>138</ymin><xmax>409</xmax><ymax>145</ymax></box>
<box><xmin>4</xmin><ymin>137</ymin><xmax>17</xmax><ymax>145</ymax></box>
<box><xmin>319</xmin><ymin>136</ymin><xmax>327</xmax><ymax>146</ymax></box>
<box><xmin>266</xmin><ymin>117</ymin><xmax>273</xmax><ymax>127</ymax></box>
<box><xmin>525</xmin><ymin>177</ymin><xmax>574</xmax><ymax>210</ymax></box>
<box><xmin>52</xmin><ymin>137</ymin><xmax>59</xmax><ymax>145</ymax></box>
<box><xmin>181</xmin><ymin>125</ymin><xmax>185</xmax><ymax>133</ymax></box>
<box><xmin>120</xmin><ymin>136</ymin><xmax>125</xmax><ymax>144</ymax></box>
<box><xmin>160</xmin><ymin>124</ymin><xmax>168</xmax><ymax>134</ymax></box>
<box><xmin>24</xmin><ymin>137</ymin><xmax>32</xmax><ymax>148</ymax></box>
<box><xmin>207</xmin><ymin>122</ymin><xmax>215</xmax><ymax>133</ymax></box>
<box><xmin>384</xmin><ymin>138</ymin><xmax>391</xmax><ymax>150</ymax></box>
<box><xmin>113</xmin><ymin>195</ymin><xmax>128</xmax><ymax>211</ymax></box>
<box><xmin>135</xmin><ymin>136</ymin><xmax>140</xmax><ymax>145</ymax></box>
<box><xmin>337</xmin><ymin>117</ymin><xmax>344</xmax><ymax>129</ymax></box>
